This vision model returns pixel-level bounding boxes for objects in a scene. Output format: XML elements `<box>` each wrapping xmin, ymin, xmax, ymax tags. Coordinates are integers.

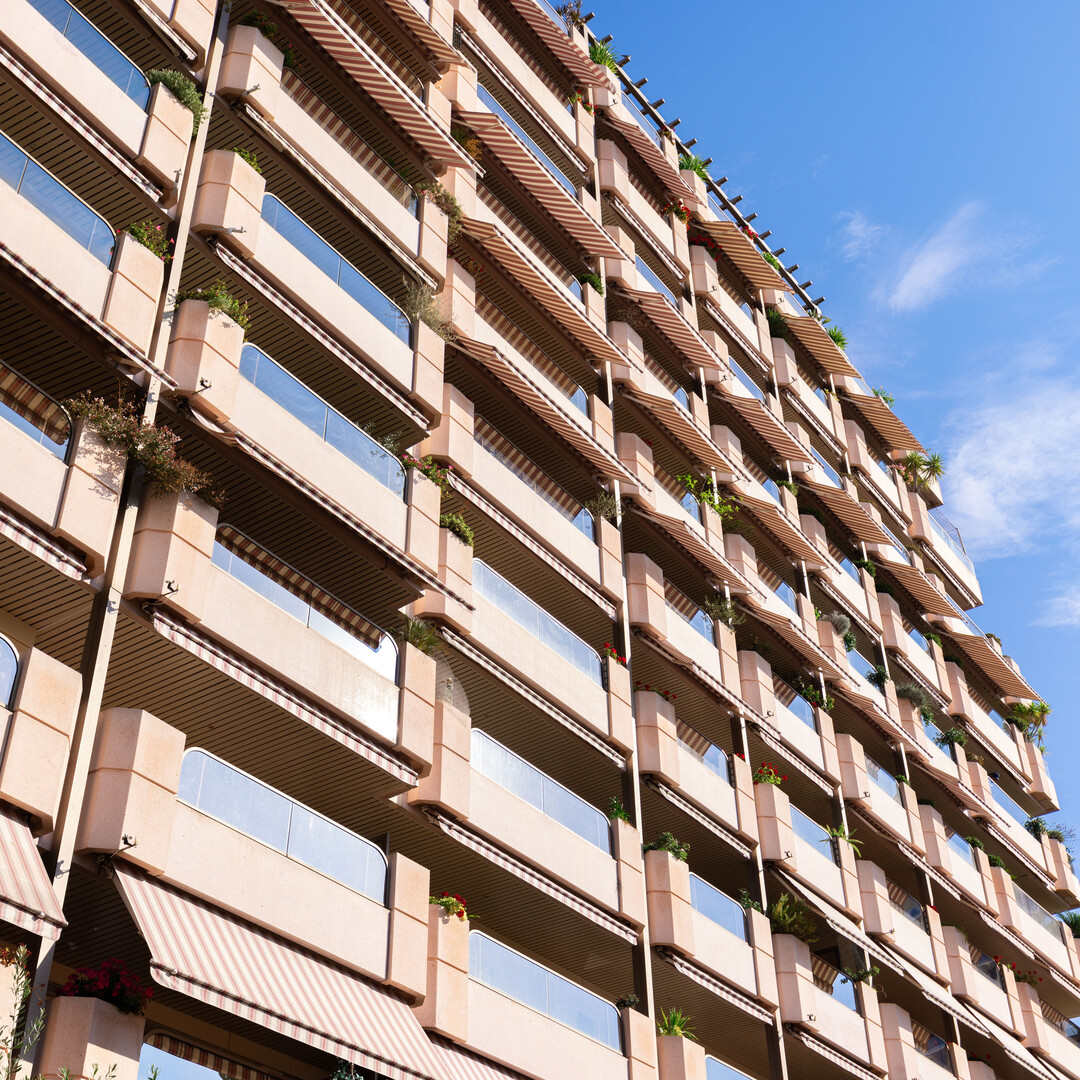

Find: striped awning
<box><xmin>379</xmin><ymin>0</ymin><xmax>460</xmax><ymax>68</ymax></box>
<box><xmin>145</xmin><ymin>1032</ymin><xmax>276</xmax><ymax>1080</ymax></box>
<box><xmin>515</xmin><ymin>1</ymin><xmax>608</xmax><ymax>88</ymax></box>
<box><xmin>150</xmin><ymin>609</ymin><xmax>419</xmax><ymax>786</ymax></box>
<box><xmin>278</xmin><ymin>0</ymin><xmax>473</xmax><ymax>169</ymax></box>
<box><xmin>658</xmin><ymin>948</ymin><xmax>771</xmax><ymax>1022</ymax></box>
<box><xmin>440</xmin><ymin>629</ymin><xmax>624</xmax><ymax>768</ymax></box>
<box><xmin>433</xmin><ymin>1038</ymin><xmax>530</xmax><ymax>1080</ymax></box>
<box><xmin>600</xmin><ymin>98</ymin><xmax>695</xmax><ymax>203</ymax></box>
<box><xmin>837</xmin><ymin>383</ymin><xmax>923</xmax><ymax>453</ymax></box>
<box><xmin>930</xmin><ymin>615</ymin><xmax>1034</xmax><ymax>697</ymax></box>
<box><xmin>970</xmin><ymin>1012</ymin><xmax>1059</xmax><ymax>1080</ymax></box>
<box><xmin>454</xmin><ymin>335</ymin><xmax>636</xmax><ymax>487</ymax></box>
<box><xmin>871</xmin><ymin>551</ymin><xmax>956</xmax><ymax>617</ymax></box>
<box><xmin>778</xmin><ymin>315</ymin><xmax>860</xmax><ymax>378</ymax></box>
<box><xmin>699</xmin><ymin>293</ymin><xmax>765</xmax><ymax>365</ymax></box>
<box><xmin>783</xmin><ymin>1028</ymin><xmax>878</xmax><ymax>1080</ymax></box>
<box><xmin>0</xmin><ymin>363</ymin><xmax>70</xmax><ymax>446</ymax></box>
<box><xmin>425</xmin><ymin>810</ymin><xmax>638</xmax><ymax>943</ymax></box>
<box><xmin>741</xmin><ymin>595</ymin><xmax>844</xmax><ymax>681</ymax></box>
<box><xmin>0</xmin><ymin>44</ymin><xmax>162</xmax><ymax>202</ymax></box>
<box><xmin>644</xmin><ymin>778</ymin><xmax>750</xmax><ymax>858</ymax></box>
<box><xmin>466</xmin><ymin>216</ymin><xmax>626</xmax><ymax>365</ymax></box>
<box><xmin>614</xmin><ymin>283</ymin><xmax>718</xmax><ymax>368</ymax></box>
<box><xmin>114</xmin><ymin>866</ymin><xmax>450</xmax><ymax>1080</ymax></box>
<box><xmin>213</xmin><ymin>245</ymin><xmax>426</xmax><ymax>429</ymax></box>
<box><xmin>459</xmin><ymin>111</ymin><xmax>618</xmax><ymax>258</ymax></box>
<box><xmin>631</xmin><ymin>506</ymin><xmax>751</xmax><ymax>593</ymax></box>
<box><xmin>0</xmin><ymin>806</ymin><xmax>65</xmax><ymax>939</ymax></box>
<box><xmin>0</xmin><ymin>503</ymin><xmax>86</xmax><ymax>580</ymax></box>
<box><xmin>447</xmin><ymin>475</ymin><xmax>616</xmax><ymax>619</ymax></box>
<box><xmin>717</xmin><ymin>395</ymin><xmax>813</xmax><ymax>468</ymax></box>
<box><xmin>618</xmin><ymin>384</ymin><xmax>734</xmax><ymax>474</ymax></box>
<box><xmin>747</xmin><ymin>721</ymin><xmax>832</xmax><ymax>796</ymax></box>
<box><xmin>695</xmin><ymin>220</ymin><xmax>788</xmax><ymax>293</ymax></box>
<box><xmin>799</xmin><ymin>475</ymin><xmax>895</xmax><ymax>545</ymax></box>
<box><xmin>729</xmin><ymin>484</ymin><xmax>826</xmax><ymax>567</ymax></box>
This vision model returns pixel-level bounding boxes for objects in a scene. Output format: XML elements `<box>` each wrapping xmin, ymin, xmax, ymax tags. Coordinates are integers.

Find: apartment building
<box><xmin>0</xmin><ymin>3</ymin><xmax>1073</xmax><ymax>1080</ymax></box>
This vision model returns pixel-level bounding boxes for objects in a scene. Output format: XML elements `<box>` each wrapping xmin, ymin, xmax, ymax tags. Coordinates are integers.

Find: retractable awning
<box><xmin>601</xmin><ymin>99</ymin><xmax>696</xmax><ymax>203</ymax></box>
<box><xmin>0</xmin><ymin>805</ymin><xmax>65</xmax><ymax>939</ymax></box>
<box><xmin>778</xmin><ymin>315</ymin><xmax>860</xmax><ymax>378</ymax></box>
<box><xmin>695</xmin><ymin>219</ymin><xmax>789</xmax><ymax>293</ymax></box>
<box><xmin>114</xmin><ymin>865</ymin><xmax>449</xmax><ymax>1080</ymax></box>
<box><xmin>614</xmin><ymin>283</ymin><xmax>719</xmax><ymax>368</ymax></box>
<box><xmin>712</xmin><ymin>387</ymin><xmax>814</xmax><ymax>464</ymax></box>
<box><xmin>658</xmin><ymin>948</ymin><xmax>772</xmax><ymax>1022</ymax></box>
<box><xmin>837</xmin><ymin>381</ymin><xmax>923</xmax><ymax>453</ymax></box>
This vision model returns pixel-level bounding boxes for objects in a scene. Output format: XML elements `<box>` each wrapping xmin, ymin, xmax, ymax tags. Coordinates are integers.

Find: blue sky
<box><xmin>592</xmin><ymin>1</ymin><xmax>1080</xmax><ymax>824</ymax></box>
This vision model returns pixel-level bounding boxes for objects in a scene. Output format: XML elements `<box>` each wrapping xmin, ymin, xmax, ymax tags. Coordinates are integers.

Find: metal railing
<box><xmin>261</xmin><ymin>194</ymin><xmax>410</xmax><ymax>344</ymax></box>
<box><xmin>929</xmin><ymin>508</ymin><xmax>975</xmax><ymax>573</ymax></box>
<box><xmin>0</xmin><ymin>129</ymin><xmax>113</xmax><ymax>264</ymax></box>
<box><xmin>239</xmin><ymin>345</ymin><xmax>405</xmax><ymax>497</ymax></box>
<box><xmin>178</xmin><ymin>749</ymin><xmax>387</xmax><ymax>900</ymax></box>
<box><xmin>989</xmin><ymin>778</ymin><xmax>1029</xmax><ymax>826</ymax></box>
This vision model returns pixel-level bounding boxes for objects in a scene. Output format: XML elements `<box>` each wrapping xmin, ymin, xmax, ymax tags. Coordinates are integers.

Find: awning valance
<box><xmin>0</xmin><ymin>805</ymin><xmax>65</xmax><ymax>940</ymax></box>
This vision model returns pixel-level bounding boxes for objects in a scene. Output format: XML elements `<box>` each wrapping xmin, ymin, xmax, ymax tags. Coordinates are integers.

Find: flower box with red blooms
<box><xmin>994</xmin><ymin>956</ymin><xmax>1042</xmax><ymax>986</ymax></box>
<box><xmin>602</xmin><ymin>643</ymin><xmax>627</xmax><ymax>666</ymax></box>
<box><xmin>402</xmin><ymin>454</ymin><xmax>453</xmax><ymax>491</ymax></box>
<box><xmin>662</xmin><ymin>201</ymin><xmax>691</xmax><ymax>227</ymax></box>
<box><xmin>57</xmin><ymin>957</ymin><xmax>153</xmax><ymax>1015</ymax></box>
<box><xmin>689</xmin><ymin>233</ymin><xmax>723</xmax><ymax>261</ymax></box>
<box><xmin>431</xmin><ymin>891</ymin><xmax>473</xmax><ymax>921</ymax></box>
<box><xmin>752</xmin><ymin>762</ymin><xmax>786</xmax><ymax>786</ymax></box>
<box><xmin>634</xmin><ymin>679</ymin><xmax>675</xmax><ymax>702</ymax></box>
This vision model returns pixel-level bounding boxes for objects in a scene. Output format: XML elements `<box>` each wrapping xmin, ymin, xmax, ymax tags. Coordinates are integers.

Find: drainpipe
<box><xmin>22</xmin><ymin>4</ymin><xmax>230</xmax><ymax>1055</ymax></box>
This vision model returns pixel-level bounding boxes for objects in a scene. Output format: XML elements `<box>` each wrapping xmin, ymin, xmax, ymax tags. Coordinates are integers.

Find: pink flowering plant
<box><xmin>126</xmin><ymin>218</ymin><xmax>173</xmax><ymax>261</ymax></box>
<box><xmin>57</xmin><ymin>957</ymin><xmax>153</xmax><ymax>1015</ymax></box>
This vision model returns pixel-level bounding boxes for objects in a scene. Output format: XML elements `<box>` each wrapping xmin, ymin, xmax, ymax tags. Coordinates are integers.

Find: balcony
<box><xmin>938</xmin><ymin>826</ymin><xmax>995</xmax><ymax>908</ymax></box>
<box><xmin>1</xmin><ymin>0</ymin><xmax>193</xmax><ymax>190</ymax></box>
<box><xmin>880</xmin><ymin>1005</ymin><xmax>958</xmax><ymax>1080</ymax></box>
<box><xmin>791</xmin><ymin>805</ymin><xmax>845</xmax><ymax>901</ymax></box>
<box><xmin>77</xmin><ymin>713</ymin><xmax>428</xmax><ymax>996</ymax></box>
<box><xmin>838</xmin><ymin>738</ymin><xmax>914</xmax><ymax>845</ymax></box>
<box><xmin>689</xmin><ymin>873</ymin><xmax>771</xmax><ymax>1001</ymax></box>
<box><xmin>942</xmin><ymin>926</ymin><xmax>1018</xmax><ymax>1032</ymax></box>
<box><xmin>467</xmin><ymin>931</ymin><xmax>625</xmax><ymax>1080</ymax></box>
<box><xmin>469</xmin><ymin>560</ymin><xmax>609</xmax><ymax>736</ymax></box>
<box><xmin>468</xmin><ymin>729</ymin><xmax>618</xmax><ymax>908</ymax></box>
<box><xmin>1015</xmin><ymin>983</ymin><xmax>1080</xmax><ymax>1080</ymax></box>
<box><xmin>772</xmin><ymin>685</ymin><xmax>830</xmax><ymax>775</ymax></box>
<box><xmin>859</xmin><ymin>862</ymin><xmax>939</xmax><ymax>975</ymax></box>
<box><xmin>999</xmin><ymin>878</ymin><xmax>1072</xmax><ymax>972</ymax></box>
<box><xmin>663</xmin><ymin>582</ymin><xmax>724</xmax><ymax>684</ymax></box>
<box><xmin>988</xmin><ymin>778</ymin><xmax>1048</xmax><ymax>870</ymax></box>
<box><xmin>0</xmin><ymin>364</ymin><xmax>125</xmax><ymax>574</ymax></box>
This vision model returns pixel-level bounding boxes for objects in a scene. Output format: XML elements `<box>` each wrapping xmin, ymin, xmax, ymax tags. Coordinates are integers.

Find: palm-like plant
<box><xmin>826</xmin><ymin>325</ymin><xmax>848</xmax><ymax>350</ymax></box>
<box><xmin>678</xmin><ymin>153</ymin><xmax>709</xmax><ymax>180</ymax></box>
<box><xmin>657</xmin><ymin>1006</ymin><xmax>697</xmax><ymax>1039</ymax></box>
<box><xmin>588</xmin><ymin>39</ymin><xmax>618</xmax><ymax>72</ymax></box>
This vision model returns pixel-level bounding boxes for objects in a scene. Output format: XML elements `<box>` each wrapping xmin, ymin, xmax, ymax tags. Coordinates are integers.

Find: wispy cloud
<box><xmin>1035</xmin><ymin>587</ymin><xmax>1080</xmax><ymax>628</ymax></box>
<box><xmin>835</xmin><ymin>211</ymin><xmax>886</xmax><ymax>261</ymax></box>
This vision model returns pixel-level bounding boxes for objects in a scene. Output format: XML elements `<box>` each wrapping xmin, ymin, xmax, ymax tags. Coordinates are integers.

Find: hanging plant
<box><xmin>662</xmin><ymin>201</ymin><xmax>691</xmax><ymax>227</ymax></box>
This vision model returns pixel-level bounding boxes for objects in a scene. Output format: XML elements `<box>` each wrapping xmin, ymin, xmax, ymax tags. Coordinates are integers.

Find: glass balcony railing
<box><xmin>990</xmin><ymin>779</ymin><xmax>1029</xmax><ymax>826</ymax></box>
<box><xmin>178</xmin><ymin>749</ymin><xmax>387</xmax><ymax>900</ymax></box>
<box><xmin>924</xmin><ymin>718</ymin><xmax>947</xmax><ymax>746</ymax></box>
<box><xmin>635</xmin><ymin>255</ymin><xmax>678</xmax><ymax>309</ymax></box>
<box><xmin>676</xmin><ymin>719</ymin><xmax>729</xmax><ymax>781</ymax></box>
<box><xmin>0</xmin><ymin>637</ymin><xmax>17</xmax><ymax>710</ymax></box>
<box><xmin>471</xmin><ymin>729</ymin><xmax>610</xmax><ymax>853</ymax></box>
<box><xmin>771</xmin><ymin>579</ymin><xmax>798</xmax><ymax>613</ymax></box>
<box><xmin>477</xmin><ymin>84</ymin><xmax>576</xmax><ymax>198</ymax></box>
<box><xmin>689</xmin><ymin>874</ymin><xmax>747</xmax><ymax>941</ymax></box>
<box><xmin>211</xmin><ymin>535</ymin><xmax>398</xmax><ymax>681</ymax></box>
<box><xmin>946</xmin><ymin>829</ymin><xmax>977</xmax><ymax>867</ymax></box>
<box><xmin>849</xmin><ymin>650</ymin><xmax>883</xmax><ymax>695</ymax></box>
<box><xmin>1014</xmin><ymin>886</ymin><xmax>1061</xmax><ymax>937</ymax></box>
<box><xmin>729</xmin><ymin>356</ymin><xmax>765</xmax><ymax>402</ymax></box>
<box><xmin>929</xmin><ymin>509</ymin><xmax>975</xmax><ymax>573</ymax></box>
<box><xmin>260</xmin><ymin>194</ymin><xmax>410</xmax><ymax>344</ymax></box>
<box><xmin>916</xmin><ymin>1033</ymin><xmax>952</xmax><ymax>1071</ymax></box>
<box><xmin>812</xmin><ymin>955</ymin><xmax>859</xmax><ymax>1012</ymax></box>
<box><xmin>469</xmin><ymin>931</ymin><xmax>621</xmax><ymax>1050</ymax></box>
<box><xmin>239</xmin><ymin>345</ymin><xmax>405</xmax><ymax>497</ymax></box>
<box><xmin>791</xmin><ymin>805</ymin><xmax>838</xmax><ymax>865</ymax></box>
<box><xmin>761</xmin><ymin>477</ymin><xmax>782</xmax><ymax>505</ymax></box>
<box><xmin>888</xmin><ymin>882</ymin><xmax>926</xmax><ymax>928</ymax></box>
<box><xmin>908</xmin><ymin>627</ymin><xmax>931</xmax><ymax>653</ymax></box>
<box><xmin>778</xmin><ymin>692</ymin><xmax>817</xmax><ymax>732</ymax></box>
<box><xmin>0</xmin><ymin>129</ymin><xmax>113</xmax><ymax>264</ymax></box>
<box><xmin>678</xmin><ymin>485</ymin><xmax>703</xmax><ymax>524</ymax></box>
<box><xmin>706</xmin><ymin>1058</ymin><xmax>754</xmax><ymax>1080</ymax></box>
<box><xmin>840</xmin><ymin>557</ymin><xmax>861</xmax><ymax>582</ymax></box>
<box><xmin>971</xmin><ymin>947</ymin><xmax>1003</xmax><ymax>986</ymax></box>
<box><xmin>473</xmin><ymin>560</ymin><xmax>602</xmax><ymax>683</ymax></box>
<box><xmin>0</xmin><ymin>363</ymin><xmax>71</xmax><ymax>459</ymax></box>
<box><xmin>866</xmin><ymin>756</ymin><xmax>902</xmax><ymax>803</ymax></box>
<box><xmin>879</xmin><ymin>522</ymin><xmax>913</xmax><ymax>565</ymax></box>
<box><xmin>666</xmin><ymin>592</ymin><xmax>716</xmax><ymax>645</ymax></box>
<box><xmin>624</xmin><ymin>94</ymin><xmax>662</xmax><ymax>146</ymax></box>
<box><xmin>30</xmin><ymin>0</ymin><xmax>150</xmax><ymax>107</ymax></box>
<box><xmin>809</xmin><ymin>446</ymin><xmax>842</xmax><ymax>488</ymax></box>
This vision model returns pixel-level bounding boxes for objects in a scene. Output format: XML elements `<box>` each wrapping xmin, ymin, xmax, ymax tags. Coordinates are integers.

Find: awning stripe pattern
<box><xmin>278</xmin><ymin>0</ymin><xmax>474</xmax><ymax>169</ymax></box>
<box><xmin>776</xmin><ymin>315</ymin><xmax>860</xmax><ymax>378</ymax></box>
<box><xmin>600</xmin><ymin>99</ymin><xmax>696</xmax><ymax>203</ymax></box>
<box><xmin>643</xmin><ymin>778</ymin><xmax>751</xmax><ymax>858</ymax></box>
<box><xmin>613</xmin><ymin>284</ymin><xmax>717</xmax><ymax>368</ymax></box>
<box><xmin>425</xmin><ymin>810</ymin><xmax>638</xmax><ymax>943</ymax></box>
<box><xmin>712</xmin><ymin>388</ymin><xmax>814</xmax><ymax>463</ymax></box>
<box><xmin>631</xmin><ymin>507</ymin><xmax>750</xmax><ymax>594</ymax></box>
<box><xmin>695</xmin><ymin>219</ymin><xmax>788</xmax><ymax>292</ymax></box>
<box><xmin>839</xmin><ymin>385</ymin><xmax>923</xmax><ymax>453</ymax></box>
<box><xmin>0</xmin><ymin>503</ymin><xmax>86</xmax><ymax>580</ymax></box>
<box><xmin>145</xmin><ymin>1032</ymin><xmax>277</xmax><ymax>1080</ymax></box>
<box><xmin>658</xmin><ymin>948</ymin><xmax>772</xmax><ymax>1022</ymax></box>
<box><xmin>514</xmin><ymin>0</ymin><xmax>607</xmax><ymax>88</ymax></box>
<box><xmin>784</xmin><ymin>1027</ymin><xmax>879</xmax><ymax>1080</ymax></box>
<box><xmin>150</xmin><ymin>609</ymin><xmax>419</xmax><ymax>785</ymax></box>
<box><xmin>432</xmin><ymin>1037</ymin><xmax>531</xmax><ymax>1080</ymax></box>
<box><xmin>0</xmin><ymin>363</ymin><xmax>70</xmax><ymax>446</ymax></box>
<box><xmin>115</xmin><ymin>867</ymin><xmax>449</xmax><ymax>1080</ymax></box>
<box><xmin>0</xmin><ymin>805</ymin><xmax>66</xmax><ymax>939</ymax></box>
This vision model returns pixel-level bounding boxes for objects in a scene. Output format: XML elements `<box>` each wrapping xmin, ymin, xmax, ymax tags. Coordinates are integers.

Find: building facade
<box><xmin>0</xmin><ymin>3</ymin><xmax>1074</xmax><ymax>1080</ymax></box>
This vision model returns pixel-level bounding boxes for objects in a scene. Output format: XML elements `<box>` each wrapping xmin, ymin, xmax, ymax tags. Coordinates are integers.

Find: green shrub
<box><xmin>146</xmin><ymin>69</ymin><xmax>206</xmax><ymax>127</ymax></box>
<box><xmin>231</xmin><ymin>147</ymin><xmax>262</xmax><ymax>174</ymax></box>
<box><xmin>588</xmin><ymin>39</ymin><xmax>618</xmax><ymax>72</ymax></box>
<box><xmin>768</xmin><ymin>893</ymin><xmax>817</xmax><ymax>944</ymax></box>
<box><xmin>577</xmin><ymin>271</ymin><xmax>605</xmax><ymax>296</ymax></box>
<box><xmin>176</xmin><ymin>280</ymin><xmax>251</xmax><ymax>333</ymax></box>
<box><xmin>440</xmin><ymin>512</ymin><xmax>474</xmax><ymax>546</ymax></box>
<box><xmin>644</xmin><ymin>832</ymin><xmax>689</xmax><ymax>862</ymax></box>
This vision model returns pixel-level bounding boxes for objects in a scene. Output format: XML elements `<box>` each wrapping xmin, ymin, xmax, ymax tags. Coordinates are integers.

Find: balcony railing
<box><xmin>989</xmin><ymin>778</ymin><xmax>1029</xmax><ymax>827</ymax></box>
<box><xmin>471</xmin><ymin>729</ymin><xmax>610</xmax><ymax>853</ymax></box>
<box><xmin>624</xmin><ymin>93</ymin><xmax>662</xmax><ymax>146</ymax></box>
<box><xmin>477</xmin><ymin>84</ymin><xmax>576</xmax><ymax>197</ymax></box>
<box><xmin>809</xmin><ymin>446</ymin><xmax>842</xmax><ymax>488</ymax></box>
<box><xmin>791</xmin><ymin>805</ymin><xmax>838</xmax><ymax>866</ymax></box>
<box><xmin>908</xmin><ymin>627</ymin><xmax>930</xmax><ymax>653</ymax></box>
<box><xmin>879</xmin><ymin>522</ymin><xmax>913</xmax><ymax>565</ymax></box>
<box><xmin>665</xmin><ymin>582</ymin><xmax>715</xmax><ymax>644</ymax></box>
<box><xmin>676</xmin><ymin>718</ymin><xmax>730</xmax><ymax>781</ymax></box>
<box><xmin>849</xmin><ymin>651</ymin><xmax>884</xmax><ymax>696</ymax></box>
<box><xmin>30</xmin><ymin>0</ymin><xmax>150</xmax><ymax>107</ymax></box>
<box><xmin>0</xmin><ymin>362</ymin><xmax>71</xmax><ymax>460</ymax></box>
<box><xmin>474</xmin><ymin>419</ymin><xmax>593</xmax><ymax>539</ymax></box>
<box><xmin>840</xmin><ymin>557</ymin><xmax>861</xmax><ymax>582</ymax></box>
<box><xmin>178</xmin><ymin>748</ymin><xmax>388</xmax><ymax>900</ymax></box>
<box><xmin>729</xmin><ymin>356</ymin><xmax>765</xmax><ymax>402</ymax></box>
<box><xmin>469</xmin><ymin>931</ymin><xmax>621</xmax><ymax>1050</ymax></box>
<box><xmin>970</xmin><ymin>946</ymin><xmax>1003</xmax><ymax>986</ymax></box>
<box><xmin>260</xmin><ymin>194</ymin><xmax>411</xmax><ymax>344</ymax></box>
<box><xmin>706</xmin><ymin>1058</ymin><xmax>755</xmax><ymax>1080</ymax></box>
<box><xmin>473</xmin><ymin>560</ymin><xmax>602</xmax><ymax>683</ymax></box>
<box><xmin>689</xmin><ymin>873</ymin><xmax>747</xmax><ymax>941</ymax></box>
<box><xmin>946</xmin><ymin>830</ymin><xmax>977</xmax><ymax>868</ymax></box>
<box><xmin>929</xmin><ymin>509</ymin><xmax>975</xmax><ymax>573</ymax></box>
<box><xmin>913</xmin><ymin>1026</ymin><xmax>952</xmax><ymax>1071</ymax></box>
<box><xmin>536</xmin><ymin>0</ymin><xmax>572</xmax><ymax>36</ymax></box>
<box><xmin>887</xmin><ymin>881</ymin><xmax>926</xmax><ymax>929</ymax></box>
<box><xmin>635</xmin><ymin>255</ymin><xmax>678</xmax><ymax>308</ymax></box>
<box><xmin>866</xmin><ymin>757</ymin><xmax>903</xmax><ymax>803</ymax></box>
<box><xmin>211</xmin><ymin>530</ymin><xmax>398</xmax><ymax>681</ymax></box>
<box><xmin>240</xmin><ymin>345</ymin><xmax>405</xmax><ymax>497</ymax></box>
<box><xmin>770</xmin><ymin>578</ymin><xmax>798</xmax><ymax>613</ymax></box>
<box><xmin>1013</xmin><ymin>885</ymin><xmax>1060</xmax><ymax>937</ymax></box>
<box><xmin>0</xmin><ymin>129</ymin><xmax>113</xmax><ymax>264</ymax></box>
<box><xmin>655</xmin><ymin>466</ymin><xmax>702</xmax><ymax>525</ymax></box>
<box><xmin>811</xmin><ymin>954</ymin><xmax>859</xmax><ymax>1012</ymax></box>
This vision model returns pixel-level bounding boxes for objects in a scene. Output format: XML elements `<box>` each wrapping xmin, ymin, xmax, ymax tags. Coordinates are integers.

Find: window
<box><xmin>0</xmin><ymin>635</ymin><xmax>17</xmax><ymax>709</ymax></box>
<box><xmin>469</xmin><ymin>931</ymin><xmax>620</xmax><ymax>1049</ymax></box>
<box><xmin>178</xmin><ymin>749</ymin><xmax>387</xmax><ymax>901</ymax></box>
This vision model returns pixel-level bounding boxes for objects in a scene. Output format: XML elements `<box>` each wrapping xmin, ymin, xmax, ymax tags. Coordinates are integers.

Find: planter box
<box><xmin>412</xmin><ymin>905</ymin><xmax>470</xmax><ymax>1040</ymax></box>
<box><xmin>412</xmin><ymin>319</ymin><xmax>446</xmax><ymax>421</ymax></box>
<box><xmin>101</xmin><ymin>232</ymin><xmax>164</xmax><ymax>355</ymax></box>
<box><xmin>418</xmin><ymin>383</ymin><xmax>475</xmax><ymax>479</ymax></box>
<box><xmin>137</xmin><ymin>82</ymin><xmax>195</xmax><ymax>195</ymax></box>
<box><xmin>397</xmin><ymin>644</ymin><xmax>436</xmax><ymax>772</ymax></box>
<box><xmin>38</xmin><ymin>992</ymin><xmax>144</xmax><ymax>1080</ymax></box>
<box><xmin>754</xmin><ymin>782</ymin><xmax>795</xmax><ymax>866</ymax></box>
<box><xmin>191</xmin><ymin>148</ymin><xmax>266</xmax><ymax>259</ymax></box>
<box><xmin>217</xmin><ymin>25</ymin><xmax>284</xmax><ymax>119</ymax></box>
<box><xmin>407</xmin><ymin>699</ymin><xmax>471</xmax><ymax>817</ymax></box>
<box><xmin>645</xmin><ymin>848</ymin><xmax>693</xmax><ymax>953</ymax></box>
<box><xmin>166</xmin><ymin>298</ymin><xmax>245</xmax><ymax>422</ymax></box>
<box><xmin>656</xmin><ymin>1035</ymin><xmax>705</xmax><ymax>1080</ymax></box>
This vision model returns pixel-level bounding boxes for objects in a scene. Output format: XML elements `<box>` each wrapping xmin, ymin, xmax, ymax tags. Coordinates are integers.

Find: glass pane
<box><xmin>243</xmin><ymin>346</ymin><xmax>328</xmax><ymax>437</ymax></box>
<box><xmin>946</xmin><ymin>830</ymin><xmax>976</xmax><ymax>866</ymax></box>
<box><xmin>262</xmin><ymin>195</ymin><xmax>340</xmax><ymax>280</ymax></box>
<box><xmin>63</xmin><ymin>5</ymin><xmax>149</xmax><ymax>107</ymax></box>
<box><xmin>865</xmin><ymin>757</ymin><xmax>901</xmax><ymax>802</ymax></box>
<box><xmin>306</xmin><ymin>607</ymin><xmax>397</xmax><ymax>681</ymax></box>
<box><xmin>690</xmin><ymin>875</ymin><xmax>746</xmax><ymax>940</ymax></box>
<box><xmin>324</xmin><ymin>410</ymin><xmax>405</xmax><ymax>496</ymax></box>
<box><xmin>28</xmin><ymin>0</ymin><xmax>72</xmax><ymax>32</ymax></box>
<box><xmin>0</xmin><ymin>132</ymin><xmax>27</xmax><ymax>190</ymax></box>
<box><xmin>783</xmin><ymin>694</ymin><xmax>817</xmax><ymax>730</ymax></box>
<box><xmin>706</xmin><ymin>1059</ymin><xmax>753</xmax><ymax>1080</ymax></box>
<box><xmin>212</xmin><ymin>542</ymin><xmax>309</xmax><ymax>623</ymax></box>
<box><xmin>0</xmin><ymin>638</ymin><xmax>17</xmax><ymax>707</ymax></box>
<box><xmin>972</xmin><ymin>950</ymin><xmax>1002</xmax><ymax>985</ymax></box>
<box><xmin>831</xmin><ymin>973</ymin><xmax>860</xmax><ymax>1012</ymax></box>
<box><xmin>470</xmin><ymin>933</ymin><xmax>549</xmax><ymax>1014</ymax></box>
<box><xmin>18</xmin><ymin>158</ymin><xmax>112</xmax><ymax>262</ymax></box>
<box><xmin>286</xmin><ymin>802</ymin><xmax>386</xmax><ymax>901</ymax></box>
<box><xmin>571</xmin><ymin>506</ymin><xmax>595</xmax><ymax>540</ymax></box>
<box><xmin>791</xmin><ymin>806</ymin><xmax>837</xmax><ymax>864</ymax></box>
<box><xmin>178</xmin><ymin>750</ymin><xmax>291</xmax><ymax>852</ymax></box>
<box><xmin>548</xmin><ymin>976</ymin><xmax>620</xmax><ymax>1049</ymax></box>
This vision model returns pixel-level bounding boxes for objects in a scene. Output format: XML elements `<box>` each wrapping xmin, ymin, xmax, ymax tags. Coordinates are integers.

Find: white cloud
<box><xmin>1035</xmin><ymin>586</ymin><xmax>1080</xmax><ymax>628</ymax></box>
<box><xmin>836</xmin><ymin>211</ymin><xmax>886</xmax><ymax>260</ymax></box>
<box><xmin>889</xmin><ymin>202</ymin><xmax>985</xmax><ymax>311</ymax></box>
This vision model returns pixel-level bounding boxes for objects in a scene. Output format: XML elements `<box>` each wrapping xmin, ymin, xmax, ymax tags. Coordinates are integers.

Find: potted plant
<box><xmin>655</xmin><ymin>1006</ymin><xmax>705</xmax><ymax>1080</ymax></box>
